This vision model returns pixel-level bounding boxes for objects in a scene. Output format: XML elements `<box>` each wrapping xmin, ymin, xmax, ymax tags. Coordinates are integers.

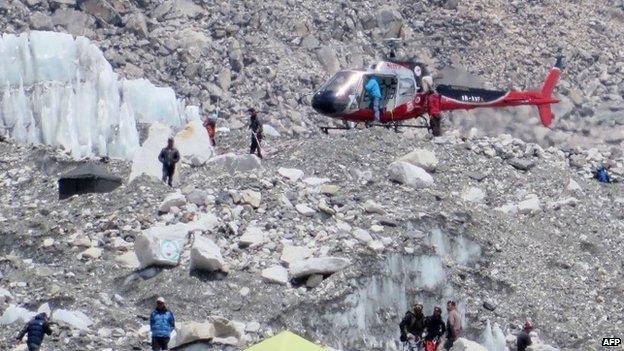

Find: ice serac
<box><xmin>128</xmin><ymin>123</ymin><xmax>173</xmax><ymax>183</ymax></box>
<box><xmin>480</xmin><ymin>320</ymin><xmax>508</xmax><ymax>351</ymax></box>
<box><xmin>0</xmin><ymin>31</ymin><xmax>195</xmax><ymax>159</ymax></box>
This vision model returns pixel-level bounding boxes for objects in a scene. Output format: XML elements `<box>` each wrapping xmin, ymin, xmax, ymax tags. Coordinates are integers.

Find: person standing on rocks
<box><xmin>594</xmin><ymin>163</ymin><xmax>611</xmax><ymax>183</ymax></box>
<box><xmin>424</xmin><ymin>306</ymin><xmax>446</xmax><ymax>351</ymax></box>
<box><xmin>516</xmin><ymin>321</ymin><xmax>533</xmax><ymax>351</ymax></box>
<box><xmin>444</xmin><ymin>300</ymin><xmax>462</xmax><ymax>350</ymax></box>
<box><xmin>158</xmin><ymin>137</ymin><xmax>180</xmax><ymax>187</ymax></box>
<box><xmin>364</xmin><ymin>75</ymin><xmax>382</xmax><ymax>126</ymax></box>
<box><xmin>248</xmin><ymin>108</ymin><xmax>263</xmax><ymax>159</ymax></box>
<box><xmin>399</xmin><ymin>303</ymin><xmax>426</xmax><ymax>348</ymax></box>
<box><xmin>203</xmin><ymin>112</ymin><xmax>217</xmax><ymax>147</ymax></box>
<box><xmin>150</xmin><ymin>297</ymin><xmax>176</xmax><ymax>351</ymax></box>
<box><xmin>15</xmin><ymin>312</ymin><xmax>53</xmax><ymax>351</ymax></box>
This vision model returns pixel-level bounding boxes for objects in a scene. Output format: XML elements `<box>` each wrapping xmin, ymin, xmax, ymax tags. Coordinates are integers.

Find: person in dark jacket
<box><xmin>424</xmin><ymin>306</ymin><xmax>446</xmax><ymax>348</ymax></box>
<box><xmin>248</xmin><ymin>108</ymin><xmax>263</xmax><ymax>159</ymax></box>
<box><xmin>16</xmin><ymin>313</ymin><xmax>53</xmax><ymax>351</ymax></box>
<box><xmin>400</xmin><ymin>303</ymin><xmax>426</xmax><ymax>343</ymax></box>
<box><xmin>516</xmin><ymin>321</ymin><xmax>533</xmax><ymax>351</ymax></box>
<box><xmin>150</xmin><ymin>297</ymin><xmax>175</xmax><ymax>351</ymax></box>
<box><xmin>158</xmin><ymin>138</ymin><xmax>180</xmax><ymax>187</ymax></box>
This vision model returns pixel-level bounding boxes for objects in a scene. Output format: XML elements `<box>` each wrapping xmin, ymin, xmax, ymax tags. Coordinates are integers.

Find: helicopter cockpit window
<box><xmin>320</xmin><ymin>71</ymin><xmax>362</xmax><ymax>97</ymax></box>
<box><xmin>398</xmin><ymin>78</ymin><xmax>415</xmax><ymax>97</ymax></box>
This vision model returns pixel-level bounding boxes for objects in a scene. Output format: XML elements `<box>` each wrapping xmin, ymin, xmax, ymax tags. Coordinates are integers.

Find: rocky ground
<box><xmin>0</xmin><ymin>126</ymin><xmax>622</xmax><ymax>350</ymax></box>
<box><xmin>0</xmin><ymin>0</ymin><xmax>623</xmax><ymax>350</ymax></box>
<box><xmin>0</xmin><ymin>0</ymin><xmax>623</xmax><ymax>145</ymax></box>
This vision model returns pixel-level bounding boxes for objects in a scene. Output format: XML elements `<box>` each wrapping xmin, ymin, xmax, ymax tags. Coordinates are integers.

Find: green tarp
<box><xmin>244</xmin><ymin>331</ymin><xmax>326</xmax><ymax>351</ymax></box>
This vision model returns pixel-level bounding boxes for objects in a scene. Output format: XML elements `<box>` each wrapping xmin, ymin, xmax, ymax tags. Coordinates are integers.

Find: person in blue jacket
<box><xmin>16</xmin><ymin>313</ymin><xmax>53</xmax><ymax>351</ymax></box>
<box><xmin>150</xmin><ymin>297</ymin><xmax>176</xmax><ymax>350</ymax></box>
<box><xmin>364</xmin><ymin>76</ymin><xmax>382</xmax><ymax>124</ymax></box>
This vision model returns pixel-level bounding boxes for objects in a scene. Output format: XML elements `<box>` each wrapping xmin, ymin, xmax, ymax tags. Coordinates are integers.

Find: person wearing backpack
<box><xmin>400</xmin><ymin>303</ymin><xmax>426</xmax><ymax>350</ymax></box>
<box><xmin>15</xmin><ymin>313</ymin><xmax>53</xmax><ymax>351</ymax></box>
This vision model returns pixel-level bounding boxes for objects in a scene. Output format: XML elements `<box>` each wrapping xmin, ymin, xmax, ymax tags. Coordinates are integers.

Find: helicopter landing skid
<box><xmin>320</xmin><ymin>122</ymin><xmax>429</xmax><ymax>134</ymax></box>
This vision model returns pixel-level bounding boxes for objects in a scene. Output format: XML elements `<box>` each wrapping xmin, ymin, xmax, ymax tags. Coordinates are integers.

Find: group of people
<box><xmin>157</xmin><ymin>108</ymin><xmax>264</xmax><ymax>187</ymax></box>
<box><xmin>15</xmin><ymin>298</ymin><xmax>176</xmax><ymax>351</ymax></box>
<box><xmin>399</xmin><ymin>301</ymin><xmax>461</xmax><ymax>351</ymax></box>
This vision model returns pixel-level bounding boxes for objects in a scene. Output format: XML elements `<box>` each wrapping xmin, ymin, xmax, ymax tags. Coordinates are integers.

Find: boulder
<box><xmin>263</xmin><ymin>124</ymin><xmax>281</xmax><ymax>138</ymax></box>
<box><xmin>567</xmin><ymin>179</ymin><xmax>582</xmax><ymax>192</ymax></box>
<box><xmin>239</xmin><ymin>226</ymin><xmax>265</xmax><ymax>248</ymax></box>
<box><xmin>280</xmin><ymin>245</ymin><xmax>312</xmax><ymax>267</ymax></box>
<box><xmin>80</xmin><ymin>247</ymin><xmax>102</xmax><ymax>260</ymax></box>
<box><xmin>319</xmin><ymin>184</ymin><xmax>340</xmax><ymax>195</ymax></box>
<box><xmin>461</xmin><ymin>187</ymin><xmax>486</xmax><ymax>203</ymax></box>
<box><xmin>0</xmin><ymin>305</ymin><xmax>35</xmax><ymax>325</ymax></box>
<box><xmin>518</xmin><ymin>197</ymin><xmax>542</xmax><ymax>215</ymax></box>
<box><xmin>240</xmin><ymin>189</ymin><xmax>261</xmax><ymax>208</ymax></box>
<box><xmin>52</xmin><ymin>309</ymin><xmax>93</xmax><ymax>330</ymax></box>
<box><xmin>159</xmin><ymin>192</ymin><xmax>187</xmax><ymax>213</ymax></box>
<box><xmin>0</xmin><ymin>287</ymin><xmax>12</xmax><ymax>303</ymax></box>
<box><xmin>185</xmin><ymin>213</ymin><xmax>219</xmax><ymax>233</ymax></box>
<box><xmin>129</xmin><ymin>123</ymin><xmax>174</xmax><ymax>183</ymax></box>
<box><xmin>81</xmin><ymin>0</ymin><xmax>122</xmax><ymax>26</ymax></box>
<box><xmin>261</xmin><ymin>265</ymin><xmax>289</xmax><ymax>285</ymax></box>
<box><xmin>364</xmin><ymin>200</ymin><xmax>385</xmax><ymax>214</ymax></box>
<box><xmin>494</xmin><ymin>204</ymin><xmax>518</xmax><ymax>215</ymax></box>
<box><xmin>29</xmin><ymin>12</ymin><xmax>54</xmax><ymax>30</ymax></box>
<box><xmin>207</xmin><ymin>153</ymin><xmax>262</xmax><ymax>173</ymax></box>
<box><xmin>289</xmin><ymin>257</ymin><xmax>351</xmax><ymax>278</ymax></box>
<box><xmin>376</xmin><ymin>7</ymin><xmax>404</xmax><ymax>38</ymax></box>
<box><xmin>175</xmin><ymin>119</ymin><xmax>214</xmax><ymax>166</ymax></box>
<box><xmin>190</xmin><ymin>237</ymin><xmax>223</xmax><ymax>272</ymax></box>
<box><xmin>170</xmin><ymin>321</ymin><xmax>216</xmax><ymax>347</ymax></box>
<box><xmin>278</xmin><ymin>167</ymin><xmax>304</xmax><ymax>182</ymax></box>
<box><xmin>508</xmin><ymin>158</ymin><xmax>536</xmax><ymax>171</ymax></box>
<box><xmin>186</xmin><ymin>189</ymin><xmax>208</xmax><ymax>206</ymax></box>
<box><xmin>51</xmin><ymin>9</ymin><xmax>95</xmax><ymax>36</ymax></box>
<box><xmin>305</xmin><ymin>274</ymin><xmax>324</xmax><ymax>288</ymax></box>
<box><xmin>170</xmin><ymin>317</ymin><xmax>244</xmax><ymax>348</ymax></box>
<box><xmin>295</xmin><ymin>204</ymin><xmax>316</xmax><ymax>217</ymax></box>
<box><xmin>353</xmin><ymin>229</ymin><xmax>373</xmax><ymax>243</ymax></box>
<box><xmin>303</xmin><ymin>177</ymin><xmax>331</xmax><ymax>186</ymax></box>
<box><xmin>316</xmin><ymin>46</ymin><xmax>340</xmax><ymax>74</ymax></box>
<box><xmin>388</xmin><ymin>161</ymin><xmax>434</xmax><ymax>188</ymax></box>
<box><xmin>124</xmin><ymin>13</ymin><xmax>149</xmax><ymax>38</ymax></box>
<box><xmin>115</xmin><ymin>251</ymin><xmax>140</xmax><ymax>269</ymax></box>
<box><xmin>449</xmin><ymin>338</ymin><xmax>487</xmax><ymax>351</ymax></box>
<box><xmin>134</xmin><ymin>223</ymin><xmax>189</xmax><ymax>268</ymax></box>
<box><xmin>398</xmin><ymin>149</ymin><xmax>438</xmax><ymax>172</ymax></box>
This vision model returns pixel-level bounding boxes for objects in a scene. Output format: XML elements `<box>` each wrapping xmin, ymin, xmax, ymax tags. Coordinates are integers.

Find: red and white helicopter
<box><xmin>311</xmin><ymin>43</ymin><xmax>564</xmax><ymax>136</ymax></box>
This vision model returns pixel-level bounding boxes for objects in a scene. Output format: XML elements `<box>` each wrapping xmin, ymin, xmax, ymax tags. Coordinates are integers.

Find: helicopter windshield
<box><xmin>320</xmin><ymin>71</ymin><xmax>362</xmax><ymax>97</ymax></box>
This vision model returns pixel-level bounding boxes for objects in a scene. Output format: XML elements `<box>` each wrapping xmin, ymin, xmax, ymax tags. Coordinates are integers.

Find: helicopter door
<box><xmin>359</xmin><ymin>75</ymin><xmax>397</xmax><ymax>111</ymax></box>
<box><xmin>396</xmin><ymin>77</ymin><xmax>416</xmax><ymax>107</ymax></box>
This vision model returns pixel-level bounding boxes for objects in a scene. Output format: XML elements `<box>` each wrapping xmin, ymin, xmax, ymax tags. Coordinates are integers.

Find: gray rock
<box><xmin>238</xmin><ymin>226</ymin><xmax>265</xmax><ymax>248</ymax></box>
<box><xmin>261</xmin><ymin>265</ymin><xmax>289</xmax><ymax>285</ymax></box>
<box><xmin>186</xmin><ymin>189</ymin><xmax>208</xmax><ymax>206</ymax></box>
<box><xmin>388</xmin><ymin>161</ymin><xmax>434</xmax><ymax>188</ymax></box>
<box><xmin>124</xmin><ymin>13</ymin><xmax>149</xmax><ymax>38</ymax></box>
<box><xmin>508</xmin><ymin>158</ymin><xmax>536</xmax><ymax>171</ymax></box>
<box><xmin>398</xmin><ymin>148</ymin><xmax>438</xmax><ymax>172</ymax></box>
<box><xmin>159</xmin><ymin>192</ymin><xmax>187</xmax><ymax>213</ymax></box>
<box><xmin>81</xmin><ymin>0</ymin><xmax>122</xmax><ymax>26</ymax></box>
<box><xmin>316</xmin><ymin>46</ymin><xmax>339</xmax><ymax>74</ymax></box>
<box><xmin>51</xmin><ymin>9</ymin><xmax>95</xmax><ymax>36</ymax></box>
<box><xmin>29</xmin><ymin>12</ymin><xmax>54</xmax><ymax>30</ymax></box>
<box><xmin>280</xmin><ymin>245</ymin><xmax>312</xmax><ymax>267</ymax></box>
<box><xmin>208</xmin><ymin>153</ymin><xmax>262</xmax><ymax>174</ymax></box>
<box><xmin>190</xmin><ymin>236</ymin><xmax>224</xmax><ymax>272</ymax></box>
<box><xmin>289</xmin><ymin>257</ymin><xmax>351</xmax><ymax>278</ymax></box>
<box><xmin>305</xmin><ymin>274</ymin><xmax>324</xmax><ymax>288</ymax></box>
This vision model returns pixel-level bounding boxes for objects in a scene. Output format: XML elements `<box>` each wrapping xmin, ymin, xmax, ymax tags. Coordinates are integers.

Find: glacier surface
<box><xmin>0</xmin><ymin>31</ymin><xmax>195</xmax><ymax>159</ymax></box>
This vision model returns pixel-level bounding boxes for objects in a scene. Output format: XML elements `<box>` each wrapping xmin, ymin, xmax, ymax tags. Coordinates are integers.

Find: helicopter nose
<box><xmin>312</xmin><ymin>91</ymin><xmax>348</xmax><ymax>116</ymax></box>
